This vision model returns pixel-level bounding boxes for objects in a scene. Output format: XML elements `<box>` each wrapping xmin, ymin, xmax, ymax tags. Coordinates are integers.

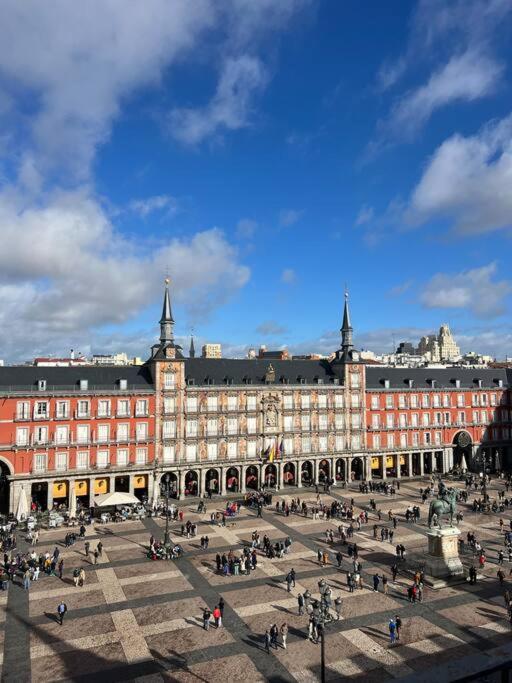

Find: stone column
<box><xmin>178</xmin><ymin>470</ymin><xmax>186</xmax><ymax>500</ymax></box>
<box><xmin>419</xmin><ymin>453</ymin><xmax>425</xmax><ymax>476</ymax></box>
<box><xmin>220</xmin><ymin>467</ymin><xmax>226</xmax><ymax>495</ymax></box>
<box><xmin>240</xmin><ymin>466</ymin><xmax>247</xmax><ymax>494</ymax></box>
<box><xmin>395</xmin><ymin>455</ymin><xmax>401</xmax><ymax>479</ymax></box>
<box><xmin>128</xmin><ymin>475</ymin><xmax>135</xmax><ymax>496</ymax></box>
<box><xmin>407</xmin><ymin>452</ymin><xmax>413</xmax><ymax>478</ymax></box>
<box><xmin>276</xmin><ymin>462</ymin><xmax>282</xmax><ymax>490</ymax></box>
<box><xmin>381</xmin><ymin>456</ymin><xmax>387</xmax><ymax>480</ymax></box>
<box><xmin>329</xmin><ymin>458</ymin><xmax>335</xmax><ymax>484</ymax></box>
<box><xmin>296</xmin><ymin>460</ymin><xmax>302</xmax><ymax>488</ymax></box>
<box><xmin>47</xmin><ymin>480</ymin><xmax>54</xmax><ymax>511</ymax></box>
<box><xmin>200</xmin><ymin>468</ymin><xmax>207</xmax><ymax>497</ymax></box>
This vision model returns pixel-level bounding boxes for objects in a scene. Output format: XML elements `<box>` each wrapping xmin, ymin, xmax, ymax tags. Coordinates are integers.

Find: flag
<box><xmin>260</xmin><ymin>445</ymin><xmax>270</xmax><ymax>460</ymax></box>
<box><xmin>268</xmin><ymin>443</ymin><xmax>275</xmax><ymax>463</ymax></box>
<box><xmin>279</xmin><ymin>439</ymin><xmax>284</xmax><ymax>457</ymax></box>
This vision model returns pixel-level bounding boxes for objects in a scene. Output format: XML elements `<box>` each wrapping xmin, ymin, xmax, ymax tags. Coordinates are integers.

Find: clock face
<box><xmin>457</xmin><ymin>431</ymin><xmax>471</xmax><ymax>448</ymax></box>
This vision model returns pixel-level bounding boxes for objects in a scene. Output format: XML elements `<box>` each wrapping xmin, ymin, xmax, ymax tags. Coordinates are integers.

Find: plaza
<box><xmin>2</xmin><ymin>476</ymin><xmax>512</xmax><ymax>682</ymax></box>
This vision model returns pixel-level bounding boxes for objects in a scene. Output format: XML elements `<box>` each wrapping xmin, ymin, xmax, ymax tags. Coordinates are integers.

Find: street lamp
<box><xmin>161</xmin><ymin>473</ymin><xmax>173</xmax><ymax>546</ymax></box>
<box><xmin>477</xmin><ymin>451</ymin><xmax>491</xmax><ymax>505</ymax></box>
<box><xmin>314</xmin><ymin>580</ymin><xmax>335</xmax><ymax>683</ymax></box>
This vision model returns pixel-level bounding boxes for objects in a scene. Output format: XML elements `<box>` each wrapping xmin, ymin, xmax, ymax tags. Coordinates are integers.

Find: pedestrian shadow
<box><xmin>44</xmin><ymin>611</ymin><xmax>60</xmax><ymax>624</ymax></box>
<box><xmin>243</xmin><ymin>633</ymin><xmax>267</xmax><ymax>653</ymax></box>
<box><xmin>149</xmin><ymin>647</ymin><xmax>208</xmax><ymax>683</ymax></box>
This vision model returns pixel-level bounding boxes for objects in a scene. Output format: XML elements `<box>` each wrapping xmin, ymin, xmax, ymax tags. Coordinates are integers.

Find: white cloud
<box><xmin>355</xmin><ymin>205</ymin><xmax>374</xmax><ymax>226</ymax></box>
<box><xmin>129</xmin><ymin>195</ymin><xmax>177</xmax><ymax>218</ymax></box>
<box><xmin>169</xmin><ymin>55</ymin><xmax>267</xmax><ymax>145</ymax></box>
<box><xmin>387</xmin><ymin>51</ymin><xmax>502</xmax><ymax>139</ymax></box>
<box><xmin>375</xmin><ymin>57</ymin><xmax>407</xmax><ymax>92</ymax></box>
<box><xmin>420</xmin><ymin>263</ymin><xmax>510</xmax><ymax>318</ymax></box>
<box><xmin>407</xmin><ymin>113</ymin><xmax>512</xmax><ymax>234</ymax></box>
<box><xmin>388</xmin><ymin>280</ymin><xmax>414</xmax><ymax>297</ymax></box>
<box><xmin>281</xmin><ymin>268</ymin><xmax>296</xmax><ymax>284</ymax></box>
<box><xmin>255</xmin><ymin>321</ymin><xmax>288</xmax><ymax>336</ymax></box>
<box><xmin>279</xmin><ymin>209</ymin><xmax>303</xmax><ymax>227</ymax></box>
<box><xmin>236</xmin><ymin>218</ymin><xmax>258</xmax><ymax>239</ymax></box>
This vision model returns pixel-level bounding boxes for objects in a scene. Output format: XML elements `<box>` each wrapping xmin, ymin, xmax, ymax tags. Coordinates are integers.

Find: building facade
<box><xmin>0</xmin><ymin>284</ymin><xmax>510</xmax><ymax>516</ymax></box>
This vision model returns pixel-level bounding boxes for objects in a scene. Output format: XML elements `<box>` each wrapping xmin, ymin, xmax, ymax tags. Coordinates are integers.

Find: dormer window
<box><xmin>118</xmin><ymin>379</ymin><xmax>127</xmax><ymax>391</ymax></box>
<box><xmin>496</xmin><ymin>378</ymin><xmax>503</xmax><ymax>388</ymax></box>
<box><xmin>298</xmin><ymin>376</ymin><xmax>306</xmax><ymax>385</ymax></box>
<box><xmin>331</xmin><ymin>377</ymin><xmax>339</xmax><ymax>385</ymax></box>
<box><xmin>405</xmin><ymin>378</ymin><xmax>414</xmax><ymax>388</ymax></box>
<box><xmin>280</xmin><ymin>376</ymin><xmax>289</xmax><ymax>384</ymax></box>
<box><xmin>475</xmin><ymin>378</ymin><xmax>483</xmax><ymax>388</ymax></box>
<box><xmin>205</xmin><ymin>377</ymin><xmax>214</xmax><ymax>386</ymax></box>
<box><xmin>453</xmin><ymin>379</ymin><xmax>461</xmax><ymax>388</ymax></box>
<box><xmin>428</xmin><ymin>379</ymin><xmax>436</xmax><ymax>388</ymax></box>
<box><xmin>315</xmin><ymin>377</ymin><xmax>324</xmax><ymax>384</ymax></box>
<box><xmin>186</xmin><ymin>377</ymin><xmax>195</xmax><ymax>386</ymax></box>
<box><xmin>383</xmin><ymin>379</ymin><xmax>390</xmax><ymax>389</ymax></box>
<box><xmin>37</xmin><ymin>379</ymin><xmax>47</xmax><ymax>391</ymax></box>
<box><xmin>79</xmin><ymin>379</ymin><xmax>88</xmax><ymax>391</ymax></box>
<box><xmin>224</xmin><ymin>377</ymin><xmax>233</xmax><ymax>385</ymax></box>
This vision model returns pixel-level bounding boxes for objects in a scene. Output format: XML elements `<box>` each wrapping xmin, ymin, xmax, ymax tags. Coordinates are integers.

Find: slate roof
<box><xmin>366</xmin><ymin>366</ymin><xmax>511</xmax><ymax>390</ymax></box>
<box><xmin>183</xmin><ymin>358</ymin><xmax>342</xmax><ymax>386</ymax></box>
<box><xmin>0</xmin><ymin>365</ymin><xmax>154</xmax><ymax>392</ymax></box>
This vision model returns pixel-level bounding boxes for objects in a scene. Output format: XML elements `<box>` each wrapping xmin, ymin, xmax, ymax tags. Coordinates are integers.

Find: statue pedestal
<box><xmin>423</xmin><ymin>527</ymin><xmax>464</xmax><ymax>586</ymax></box>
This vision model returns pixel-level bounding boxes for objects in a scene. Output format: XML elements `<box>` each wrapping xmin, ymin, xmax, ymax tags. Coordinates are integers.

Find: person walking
<box><xmin>219</xmin><ymin>596</ymin><xmax>225</xmax><ymax>619</ymax></box>
<box><xmin>264</xmin><ymin>629</ymin><xmax>271</xmax><ymax>653</ymax></box>
<box><xmin>298</xmin><ymin>593</ymin><xmax>305</xmax><ymax>615</ymax></box>
<box><xmin>84</xmin><ymin>541</ymin><xmax>90</xmax><ymax>559</ymax></box>
<box><xmin>497</xmin><ymin>569</ymin><xmax>505</xmax><ymax>586</ymax></box>
<box><xmin>203</xmin><ymin>606</ymin><xmax>211</xmax><ymax>630</ymax></box>
<box><xmin>286</xmin><ymin>572</ymin><xmax>293</xmax><ymax>592</ymax></box>
<box><xmin>213</xmin><ymin>604</ymin><xmax>222</xmax><ymax>628</ymax></box>
<box><xmin>97</xmin><ymin>541</ymin><xmax>103</xmax><ymax>558</ymax></box>
<box><xmin>290</xmin><ymin>568</ymin><xmax>296</xmax><ymax>587</ymax></box>
<box><xmin>373</xmin><ymin>573</ymin><xmax>380</xmax><ymax>592</ymax></box>
<box><xmin>57</xmin><ymin>601</ymin><xmax>67</xmax><ymax>626</ymax></box>
<box><xmin>336</xmin><ymin>550</ymin><xmax>343</xmax><ymax>567</ymax></box>
<box><xmin>58</xmin><ymin>559</ymin><xmax>64</xmax><ymax>580</ymax></box>
<box><xmin>280</xmin><ymin>622</ymin><xmax>288</xmax><ymax>649</ymax></box>
<box><xmin>79</xmin><ymin>567</ymin><xmax>85</xmax><ymax>587</ymax></box>
<box><xmin>270</xmin><ymin>623</ymin><xmax>279</xmax><ymax>649</ymax></box>
<box><xmin>22</xmin><ymin>568</ymin><xmax>30</xmax><ymax>590</ymax></box>
<box><xmin>382</xmin><ymin>574</ymin><xmax>388</xmax><ymax>595</ymax></box>
<box><xmin>389</xmin><ymin>618</ymin><xmax>396</xmax><ymax>645</ymax></box>
<box><xmin>93</xmin><ymin>549</ymin><xmax>99</xmax><ymax>565</ymax></box>
<box><xmin>395</xmin><ymin>615</ymin><xmax>402</xmax><ymax>641</ymax></box>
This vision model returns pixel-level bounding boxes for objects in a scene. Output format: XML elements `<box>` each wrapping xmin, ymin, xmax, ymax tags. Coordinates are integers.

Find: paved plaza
<box><xmin>2</xmin><ymin>477</ymin><xmax>512</xmax><ymax>682</ymax></box>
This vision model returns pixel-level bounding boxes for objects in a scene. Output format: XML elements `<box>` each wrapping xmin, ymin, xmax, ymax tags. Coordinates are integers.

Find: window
<box><xmin>412</xmin><ymin>432</ymin><xmax>419</xmax><ymax>446</ymax></box>
<box><xmin>207</xmin><ymin>396</ymin><xmax>218</xmax><ymax>411</ymax></box>
<box><xmin>55</xmin><ymin>452</ymin><xmax>67</xmax><ymax>472</ymax></box>
<box><xmin>444</xmin><ymin>412</ymin><xmax>450</xmax><ymax>425</ymax></box>
<box><xmin>335</xmin><ymin>394</ymin><xmax>344</xmax><ymax>409</ymax></box>
<box><xmin>76</xmin><ymin>424</ymin><xmax>89</xmax><ymax>444</ymax></box>
<box><xmin>443</xmin><ymin>394</ymin><xmax>450</xmax><ymax>408</ymax></box>
<box><xmin>119</xmin><ymin>379</ymin><xmax>127</xmax><ymax>391</ymax></box>
<box><xmin>434</xmin><ymin>431</ymin><xmax>442</xmax><ymax>445</ymax></box>
<box><xmin>398</xmin><ymin>395</ymin><xmax>406</xmax><ymax>409</ymax></box>
<box><xmin>372</xmin><ymin>414</ymin><xmax>380</xmax><ymax>429</ymax></box>
<box><xmin>385</xmin><ymin>395</ymin><xmax>393</xmax><ymax>409</ymax></box>
<box><xmin>56</xmin><ymin>401</ymin><xmax>69</xmax><ymax>419</ymax></box>
<box><xmin>472</xmin><ymin>394</ymin><xmax>479</xmax><ymax>406</ymax></box>
<box><xmin>35</xmin><ymin>401</ymin><xmax>48</xmax><ymax>419</ymax></box>
<box><xmin>96</xmin><ymin>450</ymin><xmax>109</xmax><ymax>468</ymax></box>
<box><xmin>97</xmin><ymin>424</ymin><xmax>109</xmax><ymax>443</ymax></box>
<box><xmin>387</xmin><ymin>434</ymin><xmax>394</xmax><ymax>448</ymax></box>
<box><xmin>410</xmin><ymin>395</ymin><xmax>418</xmax><ymax>408</ymax></box>
<box><xmin>422</xmin><ymin>413</ymin><xmax>430</xmax><ymax>426</ymax></box>
<box><xmin>399</xmin><ymin>414</ymin><xmax>407</xmax><ymax>428</ymax></box>
<box><xmin>319</xmin><ymin>414</ymin><xmax>328</xmax><ymax>431</ymax></box>
<box><xmin>434</xmin><ymin>412</ymin><xmax>442</xmax><ymax>425</ymax></box>
<box><xmin>227</xmin><ymin>442</ymin><xmax>237</xmax><ymax>458</ymax></box>
<box><xmin>76</xmin><ymin>451</ymin><xmax>89</xmax><ymax>469</ymax></box>
<box><xmin>247</xmin><ymin>416</ymin><xmax>257</xmax><ymax>434</ymax></box>
<box><xmin>162</xmin><ymin>420</ymin><xmax>176</xmax><ymax>438</ymax></box>
<box><xmin>207</xmin><ymin>443</ymin><xmax>218</xmax><ymax>460</ymax></box>
<box><xmin>351</xmin><ymin>393</ymin><xmax>360</xmax><ymax>409</ymax></box>
<box><xmin>351</xmin><ymin>413</ymin><xmax>361</xmax><ymax>429</ymax></box>
<box><xmin>373</xmin><ymin>434</ymin><xmax>381</xmax><ymax>449</ymax></box>
<box><xmin>302</xmin><ymin>436</ymin><xmax>311</xmax><ymax>453</ymax></box>
<box><xmin>335</xmin><ymin>414</ymin><xmax>344</xmax><ymax>430</ymax></box>
<box><xmin>16</xmin><ymin>427</ymin><xmax>29</xmax><ymax>446</ymax></box>
<box><xmin>35</xmin><ymin>426</ymin><xmax>48</xmax><ymax>445</ymax></box>
<box><xmin>97</xmin><ymin>400</ymin><xmax>110</xmax><ymax>417</ymax></box>
<box><xmin>301</xmin><ymin>414</ymin><xmax>310</xmax><ymax>431</ymax></box>
<box><xmin>227</xmin><ymin>417</ymin><xmax>237</xmax><ymax>435</ymax></box>
<box><xmin>247</xmin><ymin>441</ymin><xmax>257</xmax><ymax>457</ymax></box>
<box><xmin>162</xmin><ymin>445</ymin><xmax>175</xmax><ymax>463</ymax></box>
<box><xmin>79</xmin><ymin>379</ymin><xmax>88</xmax><ymax>391</ymax></box>
<box><xmin>116</xmin><ymin>449</ymin><xmax>128</xmax><ymax>466</ymax></box>
<box><xmin>458</xmin><ymin>411</ymin><xmax>465</xmax><ymax>424</ymax></box>
<box><xmin>371</xmin><ymin>395</ymin><xmax>380</xmax><ymax>410</ymax></box>
<box><xmin>135</xmin><ymin>399</ymin><xmax>148</xmax><ymax>416</ymax></box>
<box><xmin>490</xmin><ymin>393</ymin><xmax>497</xmax><ymax>406</ymax></box>
<box><xmin>283</xmin><ymin>394</ymin><xmax>293</xmax><ymax>410</ymax></box>
<box><xmin>38</xmin><ymin>379</ymin><xmax>47</xmax><ymax>391</ymax></box>
<box><xmin>164</xmin><ymin>372</ymin><xmax>175</xmax><ymax>390</ymax></box>
<box><xmin>351</xmin><ymin>434</ymin><xmax>361</xmax><ymax>449</ymax></box>
<box><xmin>422</xmin><ymin>395</ymin><xmax>430</xmax><ymax>408</ymax></box>
<box><xmin>400</xmin><ymin>433</ymin><xmax>407</xmax><ymax>448</ymax></box>
<box><xmin>33</xmin><ymin>453</ymin><xmax>47</xmax><ymax>472</ymax></box>
<box><xmin>433</xmin><ymin>395</ymin><xmax>441</xmax><ymax>408</ymax></box>
<box><xmin>228</xmin><ymin>395</ymin><xmax>237</xmax><ymax>411</ymax></box>
<box><xmin>55</xmin><ymin>425</ymin><xmax>69</xmax><ymax>445</ymax></box>
<box><xmin>283</xmin><ymin>415</ymin><xmax>293</xmax><ymax>432</ymax></box>
<box><xmin>186</xmin><ymin>397</ymin><xmax>197</xmax><ymax>412</ymax></box>
<box><xmin>186</xmin><ymin>419</ymin><xmax>198</xmax><ymax>437</ymax></box>
<box><xmin>116</xmin><ymin>423</ymin><xmax>129</xmax><ymax>442</ymax></box>
<box><xmin>411</xmin><ymin>413</ymin><xmax>419</xmax><ymax>427</ymax></box>
<box><xmin>472</xmin><ymin>410</ymin><xmax>479</xmax><ymax>423</ymax></box>
<box><xmin>207</xmin><ymin>418</ymin><xmax>218</xmax><ymax>436</ymax></box>
<box><xmin>480</xmin><ymin>393</ymin><xmax>488</xmax><ymax>407</ymax></box>
<box><xmin>136</xmin><ymin>447</ymin><xmax>147</xmax><ymax>465</ymax></box>
<box><xmin>457</xmin><ymin>394</ymin><xmax>465</xmax><ymax>407</ymax></box>
<box><xmin>350</xmin><ymin>372</ymin><xmax>360</xmax><ymax>388</ymax></box>
<box><xmin>386</xmin><ymin>414</ymin><xmax>394</xmax><ymax>429</ymax></box>
<box><xmin>335</xmin><ymin>434</ymin><xmax>344</xmax><ymax>451</ymax></box>
<box><xmin>301</xmin><ymin>394</ymin><xmax>310</xmax><ymax>409</ymax></box>
<box><xmin>164</xmin><ymin>396</ymin><xmax>175</xmax><ymax>414</ymax></box>
<box><xmin>247</xmin><ymin>395</ymin><xmax>257</xmax><ymax>411</ymax></box>
<box><xmin>77</xmin><ymin>400</ymin><xmax>89</xmax><ymax>418</ymax></box>
<box><xmin>136</xmin><ymin>422</ymin><xmax>148</xmax><ymax>440</ymax></box>
<box><xmin>186</xmin><ymin>444</ymin><xmax>197</xmax><ymax>462</ymax></box>
<box><xmin>318</xmin><ymin>394</ymin><xmax>327</xmax><ymax>409</ymax></box>
<box><xmin>117</xmin><ymin>400</ymin><xmax>130</xmax><ymax>417</ymax></box>
<box><xmin>424</xmin><ymin>432</ymin><xmax>431</xmax><ymax>445</ymax></box>
<box><xmin>16</xmin><ymin>401</ymin><xmax>30</xmax><ymax>420</ymax></box>
<box><xmin>318</xmin><ymin>435</ymin><xmax>327</xmax><ymax>452</ymax></box>
<box><xmin>481</xmin><ymin>410</ymin><xmax>487</xmax><ymax>423</ymax></box>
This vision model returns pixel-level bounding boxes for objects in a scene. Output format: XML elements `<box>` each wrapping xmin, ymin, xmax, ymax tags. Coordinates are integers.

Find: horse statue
<box><xmin>428</xmin><ymin>487</ymin><xmax>458</xmax><ymax>528</ymax></box>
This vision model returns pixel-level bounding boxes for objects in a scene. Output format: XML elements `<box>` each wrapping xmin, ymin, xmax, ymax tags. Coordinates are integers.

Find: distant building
<box><xmin>258</xmin><ymin>347</ymin><xmax>289</xmax><ymax>360</ymax></box>
<box><xmin>92</xmin><ymin>353</ymin><xmax>142</xmax><ymax>366</ymax></box>
<box><xmin>33</xmin><ymin>356</ymin><xmax>89</xmax><ymax>367</ymax></box>
<box><xmin>202</xmin><ymin>343</ymin><xmax>222</xmax><ymax>359</ymax></box>
<box><xmin>292</xmin><ymin>354</ymin><xmax>325</xmax><ymax>360</ymax></box>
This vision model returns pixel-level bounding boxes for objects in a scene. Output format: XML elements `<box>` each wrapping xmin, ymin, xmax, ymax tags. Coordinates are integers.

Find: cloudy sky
<box><xmin>0</xmin><ymin>0</ymin><xmax>512</xmax><ymax>362</ymax></box>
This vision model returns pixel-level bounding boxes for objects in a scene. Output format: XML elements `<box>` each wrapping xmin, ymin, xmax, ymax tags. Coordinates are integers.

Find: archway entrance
<box><xmin>335</xmin><ymin>458</ymin><xmax>345</xmax><ymax>483</ymax></box>
<box><xmin>115</xmin><ymin>476</ymin><xmax>129</xmax><ymax>493</ymax></box>
<box><xmin>31</xmin><ymin>481</ymin><xmax>48</xmax><ymax>512</ymax></box>
<box><xmin>184</xmin><ymin>471</ymin><xmax>198</xmax><ymax>497</ymax></box>
<box><xmin>245</xmin><ymin>465</ymin><xmax>259</xmax><ymax>490</ymax></box>
<box><xmin>453</xmin><ymin>431</ymin><xmax>472</xmax><ymax>471</ymax></box>
<box><xmin>206</xmin><ymin>468</ymin><xmax>219</xmax><ymax>495</ymax></box>
<box><xmin>301</xmin><ymin>461</ymin><xmax>313</xmax><ymax>485</ymax></box>
<box><xmin>0</xmin><ymin>462</ymin><xmax>11</xmax><ymax>516</ymax></box>
<box><xmin>351</xmin><ymin>457</ymin><xmax>363</xmax><ymax>480</ymax></box>
<box><xmin>226</xmin><ymin>467</ymin><xmax>239</xmax><ymax>493</ymax></box>
<box><xmin>161</xmin><ymin>472</ymin><xmax>179</xmax><ymax>499</ymax></box>
<box><xmin>435</xmin><ymin>452</ymin><xmax>444</xmax><ymax>473</ymax></box>
<box><xmin>283</xmin><ymin>462</ymin><xmax>295</xmax><ymax>486</ymax></box>
<box><xmin>264</xmin><ymin>464</ymin><xmax>277</xmax><ymax>487</ymax></box>
<box><xmin>318</xmin><ymin>459</ymin><xmax>330</xmax><ymax>483</ymax></box>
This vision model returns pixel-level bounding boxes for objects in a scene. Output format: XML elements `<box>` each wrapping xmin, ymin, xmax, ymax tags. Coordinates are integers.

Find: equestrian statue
<box><xmin>428</xmin><ymin>481</ymin><xmax>458</xmax><ymax>529</ymax></box>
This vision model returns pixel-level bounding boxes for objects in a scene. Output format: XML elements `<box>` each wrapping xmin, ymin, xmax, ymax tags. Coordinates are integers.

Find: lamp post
<box><xmin>313</xmin><ymin>579</ymin><xmax>334</xmax><ymax>683</ymax></box>
<box><xmin>161</xmin><ymin>473</ymin><xmax>172</xmax><ymax>546</ymax></box>
<box><xmin>478</xmin><ymin>451</ymin><xmax>491</xmax><ymax>505</ymax></box>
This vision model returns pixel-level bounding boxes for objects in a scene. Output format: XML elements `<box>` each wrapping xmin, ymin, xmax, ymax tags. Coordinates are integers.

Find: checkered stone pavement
<box><xmin>2</xmin><ymin>476</ymin><xmax>512</xmax><ymax>682</ymax></box>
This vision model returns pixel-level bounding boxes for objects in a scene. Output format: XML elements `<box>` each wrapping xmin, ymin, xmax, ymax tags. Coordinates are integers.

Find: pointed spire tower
<box><xmin>189</xmin><ymin>334</ymin><xmax>195</xmax><ymax>359</ymax></box>
<box><xmin>340</xmin><ymin>290</ymin><xmax>353</xmax><ymax>358</ymax></box>
<box><xmin>159</xmin><ymin>278</ymin><xmax>175</xmax><ymax>343</ymax></box>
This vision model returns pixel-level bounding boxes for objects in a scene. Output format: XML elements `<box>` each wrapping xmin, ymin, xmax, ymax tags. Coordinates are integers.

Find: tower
<box><xmin>340</xmin><ymin>290</ymin><xmax>353</xmax><ymax>358</ymax></box>
<box><xmin>150</xmin><ymin>278</ymin><xmax>183</xmax><ymax>361</ymax></box>
<box><xmin>189</xmin><ymin>334</ymin><xmax>195</xmax><ymax>359</ymax></box>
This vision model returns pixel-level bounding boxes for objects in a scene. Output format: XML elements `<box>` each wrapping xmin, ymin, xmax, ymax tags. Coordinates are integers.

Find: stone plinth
<box><xmin>424</xmin><ymin>526</ymin><xmax>464</xmax><ymax>580</ymax></box>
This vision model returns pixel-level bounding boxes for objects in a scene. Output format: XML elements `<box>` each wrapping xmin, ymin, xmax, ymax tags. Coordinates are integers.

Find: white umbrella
<box><xmin>93</xmin><ymin>491</ymin><xmax>140</xmax><ymax>507</ymax></box>
<box><xmin>460</xmin><ymin>455</ymin><xmax>468</xmax><ymax>473</ymax></box>
<box><xmin>69</xmin><ymin>486</ymin><xmax>77</xmax><ymax>519</ymax></box>
<box><xmin>16</xmin><ymin>488</ymin><xmax>29</xmax><ymax>521</ymax></box>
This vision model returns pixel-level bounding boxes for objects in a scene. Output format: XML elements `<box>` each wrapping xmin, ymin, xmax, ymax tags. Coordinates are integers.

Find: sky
<box><xmin>0</xmin><ymin>0</ymin><xmax>512</xmax><ymax>363</ymax></box>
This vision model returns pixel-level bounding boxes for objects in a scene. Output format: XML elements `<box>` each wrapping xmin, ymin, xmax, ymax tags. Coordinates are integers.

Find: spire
<box><xmin>189</xmin><ymin>334</ymin><xmax>195</xmax><ymax>358</ymax></box>
<box><xmin>341</xmin><ymin>289</ymin><xmax>353</xmax><ymax>353</ymax></box>
<box><xmin>159</xmin><ymin>278</ymin><xmax>174</xmax><ymax>343</ymax></box>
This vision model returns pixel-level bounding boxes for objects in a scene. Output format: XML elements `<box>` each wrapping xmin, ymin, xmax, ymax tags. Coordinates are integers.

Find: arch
<box><xmin>205</xmin><ymin>468</ymin><xmax>219</xmax><ymax>495</ymax></box>
<box><xmin>301</xmin><ymin>460</ymin><xmax>313</xmax><ymax>485</ymax></box>
<box><xmin>283</xmin><ymin>462</ymin><xmax>295</xmax><ymax>486</ymax></box>
<box><xmin>245</xmin><ymin>465</ymin><xmax>259</xmax><ymax>491</ymax></box>
<box><xmin>351</xmin><ymin>457</ymin><xmax>364</xmax><ymax>480</ymax></box>
<box><xmin>335</xmin><ymin>458</ymin><xmax>346</xmax><ymax>482</ymax></box>
<box><xmin>184</xmin><ymin>470</ymin><xmax>198</xmax><ymax>497</ymax></box>
<box><xmin>31</xmin><ymin>481</ymin><xmax>48</xmax><ymax>512</ymax></box>
<box><xmin>264</xmin><ymin>463</ymin><xmax>277</xmax><ymax>486</ymax></box>
<box><xmin>318</xmin><ymin>459</ymin><xmax>330</xmax><ymax>482</ymax></box>
<box><xmin>226</xmin><ymin>466</ymin><xmax>239</xmax><ymax>493</ymax></box>
<box><xmin>161</xmin><ymin>471</ymin><xmax>179</xmax><ymax>499</ymax></box>
<box><xmin>452</xmin><ymin>430</ymin><xmax>473</xmax><ymax>470</ymax></box>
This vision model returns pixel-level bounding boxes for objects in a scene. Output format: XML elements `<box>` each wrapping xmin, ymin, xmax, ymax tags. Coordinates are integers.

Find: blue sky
<box><xmin>0</xmin><ymin>0</ymin><xmax>512</xmax><ymax>361</ymax></box>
